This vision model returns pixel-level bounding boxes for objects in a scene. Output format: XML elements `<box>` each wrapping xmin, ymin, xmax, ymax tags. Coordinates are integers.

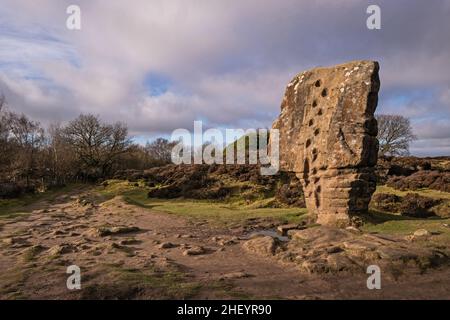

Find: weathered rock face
<box><xmin>272</xmin><ymin>60</ymin><xmax>380</xmax><ymax>226</ymax></box>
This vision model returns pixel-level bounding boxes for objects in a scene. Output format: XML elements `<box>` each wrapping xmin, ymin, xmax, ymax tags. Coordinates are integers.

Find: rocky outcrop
<box><xmin>272</xmin><ymin>60</ymin><xmax>380</xmax><ymax>226</ymax></box>
<box><xmin>242</xmin><ymin>227</ymin><xmax>449</xmax><ymax>274</ymax></box>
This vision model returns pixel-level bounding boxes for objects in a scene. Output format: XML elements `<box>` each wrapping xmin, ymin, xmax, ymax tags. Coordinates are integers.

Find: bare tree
<box><xmin>376</xmin><ymin>114</ymin><xmax>416</xmax><ymax>156</ymax></box>
<box><xmin>47</xmin><ymin>123</ymin><xmax>76</xmax><ymax>185</ymax></box>
<box><xmin>0</xmin><ymin>95</ymin><xmax>10</xmax><ymax>180</ymax></box>
<box><xmin>145</xmin><ymin>138</ymin><xmax>176</xmax><ymax>165</ymax></box>
<box><xmin>0</xmin><ymin>94</ymin><xmax>7</xmax><ymax>144</ymax></box>
<box><xmin>63</xmin><ymin>114</ymin><xmax>131</xmax><ymax>179</ymax></box>
<box><xmin>6</xmin><ymin>112</ymin><xmax>45</xmax><ymax>187</ymax></box>
<box><xmin>0</xmin><ymin>94</ymin><xmax>5</xmax><ymax>111</ymax></box>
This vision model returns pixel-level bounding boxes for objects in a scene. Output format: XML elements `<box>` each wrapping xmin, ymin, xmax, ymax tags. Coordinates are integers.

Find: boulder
<box><xmin>242</xmin><ymin>236</ymin><xmax>278</xmax><ymax>256</ymax></box>
<box><xmin>158</xmin><ymin>242</ymin><xmax>177</xmax><ymax>249</ymax></box>
<box><xmin>272</xmin><ymin>60</ymin><xmax>380</xmax><ymax>226</ymax></box>
<box><xmin>183</xmin><ymin>246</ymin><xmax>206</xmax><ymax>256</ymax></box>
<box><xmin>85</xmin><ymin>226</ymin><xmax>140</xmax><ymax>237</ymax></box>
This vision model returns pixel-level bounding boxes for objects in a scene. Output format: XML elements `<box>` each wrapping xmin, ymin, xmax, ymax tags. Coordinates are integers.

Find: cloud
<box><xmin>0</xmin><ymin>0</ymin><xmax>449</xmax><ymax>155</ymax></box>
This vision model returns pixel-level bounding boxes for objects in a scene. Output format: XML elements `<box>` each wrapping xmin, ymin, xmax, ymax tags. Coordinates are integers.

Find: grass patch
<box><xmin>0</xmin><ymin>184</ymin><xmax>83</xmax><ymax>218</ymax></box>
<box><xmin>366</xmin><ymin>185</ymin><xmax>450</xmax><ymax>238</ymax></box>
<box><xmin>97</xmin><ymin>180</ymin><xmax>308</xmax><ymax>226</ymax></box>
<box><xmin>99</xmin><ymin>180</ymin><xmax>449</xmax><ymax>238</ymax></box>
<box><xmin>362</xmin><ymin>209</ymin><xmax>450</xmax><ymax>239</ymax></box>
<box><xmin>122</xmin><ymin>189</ymin><xmax>307</xmax><ymax>225</ymax></box>
<box><xmin>104</xmin><ymin>265</ymin><xmax>202</xmax><ymax>299</ymax></box>
<box><xmin>374</xmin><ymin>185</ymin><xmax>450</xmax><ymax>200</ymax></box>
<box><xmin>21</xmin><ymin>245</ymin><xmax>45</xmax><ymax>262</ymax></box>
<box><xmin>139</xmin><ymin>198</ymin><xmax>307</xmax><ymax>225</ymax></box>
<box><xmin>0</xmin><ymin>268</ymin><xmax>30</xmax><ymax>299</ymax></box>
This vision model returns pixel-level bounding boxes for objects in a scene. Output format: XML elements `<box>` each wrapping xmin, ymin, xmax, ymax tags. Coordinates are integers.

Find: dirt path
<box><xmin>1</xmin><ymin>187</ymin><xmax>449</xmax><ymax>299</ymax></box>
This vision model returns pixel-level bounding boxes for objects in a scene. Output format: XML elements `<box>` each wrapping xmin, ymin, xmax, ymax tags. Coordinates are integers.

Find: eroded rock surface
<box><xmin>242</xmin><ymin>227</ymin><xmax>449</xmax><ymax>274</ymax></box>
<box><xmin>272</xmin><ymin>60</ymin><xmax>380</xmax><ymax>226</ymax></box>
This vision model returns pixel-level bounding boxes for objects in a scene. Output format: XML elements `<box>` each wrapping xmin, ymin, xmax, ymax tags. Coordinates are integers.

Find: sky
<box><xmin>0</xmin><ymin>0</ymin><xmax>449</xmax><ymax>156</ymax></box>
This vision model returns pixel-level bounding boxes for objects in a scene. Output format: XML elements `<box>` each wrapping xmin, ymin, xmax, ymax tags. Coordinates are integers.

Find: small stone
<box><xmin>413</xmin><ymin>229</ymin><xmax>430</xmax><ymax>238</ymax></box>
<box><xmin>119</xmin><ymin>238</ymin><xmax>141</xmax><ymax>245</ymax></box>
<box><xmin>218</xmin><ymin>272</ymin><xmax>250</xmax><ymax>281</ymax></box>
<box><xmin>242</xmin><ymin>236</ymin><xmax>277</xmax><ymax>256</ymax></box>
<box><xmin>79</xmin><ymin>244</ymin><xmax>91</xmax><ymax>250</ymax></box>
<box><xmin>22</xmin><ymin>245</ymin><xmax>46</xmax><ymax>260</ymax></box>
<box><xmin>406</xmin><ymin>229</ymin><xmax>431</xmax><ymax>242</ymax></box>
<box><xmin>110</xmin><ymin>242</ymin><xmax>123</xmax><ymax>249</ymax></box>
<box><xmin>183</xmin><ymin>246</ymin><xmax>206</xmax><ymax>256</ymax></box>
<box><xmin>326</xmin><ymin>246</ymin><xmax>343</xmax><ymax>254</ymax></box>
<box><xmin>108</xmin><ymin>226</ymin><xmax>140</xmax><ymax>235</ymax></box>
<box><xmin>85</xmin><ymin>226</ymin><xmax>141</xmax><ymax>237</ymax></box>
<box><xmin>3</xmin><ymin>238</ymin><xmax>15</xmax><ymax>245</ymax></box>
<box><xmin>3</xmin><ymin>237</ymin><xmax>29</xmax><ymax>247</ymax></box>
<box><xmin>47</xmin><ymin>244</ymin><xmax>72</xmax><ymax>256</ymax></box>
<box><xmin>345</xmin><ymin>226</ymin><xmax>362</xmax><ymax>234</ymax></box>
<box><xmin>158</xmin><ymin>242</ymin><xmax>177</xmax><ymax>249</ymax></box>
<box><xmin>218</xmin><ymin>239</ymin><xmax>237</xmax><ymax>246</ymax></box>
<box><xmin>277</xmin><ymin>224</ymin><xmax>299</xmax><ymax>235</ymax></box>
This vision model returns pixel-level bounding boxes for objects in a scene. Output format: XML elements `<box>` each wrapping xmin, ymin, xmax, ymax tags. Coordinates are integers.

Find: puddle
<box><xmin>247</xmin><ymin>229</ymin><xmax>289</xmax><ymax>242</ymax></box>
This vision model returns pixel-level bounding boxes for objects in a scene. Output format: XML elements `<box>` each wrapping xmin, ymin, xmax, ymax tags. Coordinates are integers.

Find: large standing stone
<box><xmin>272</xmin><ymin>60</ymin><xmax>380</xmax><ymax>226</ymax></box>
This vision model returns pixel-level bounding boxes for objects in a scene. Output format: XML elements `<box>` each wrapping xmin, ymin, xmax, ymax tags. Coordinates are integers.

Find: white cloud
<box><xmin>0</xmin><ymin>0</ymin><xmax>449</xmax><ymax>156</ymax></box>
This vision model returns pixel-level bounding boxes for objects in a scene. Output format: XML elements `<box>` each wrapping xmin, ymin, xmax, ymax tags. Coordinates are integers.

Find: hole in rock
<box><xmin>312</xmin><ymin>148</ymin><xmax>318</xmax><ymax>162</ymax></box>
<box><xmin>314</xmin><ymin>128</ymin><xmax>320</xmax><ymax>136</ymax></box>
<box><xmin>314</xmin><ymin>186</ymin><xmax>321</xmax><ymax>207</ymax></box>
<box><xmin>314</xmin><ymin>191</ymin><xmax>321</xmax><ymax>208</ymax></box>
<box><xmin>321</xmin><ymin>88</ymin><xmax>328</xmax><ymax>97</ymax></box>
<box><xmin>303</xmin><ymin>158</ymin><xmax>310</xmax><ymax>186</ymax></box>
<box><xmin>305</xmin><ymin>139</ymin><xmax>311</xmax><ymax>148</ymax></box>
<box><xmin>314</xmin><ymin>80</ymin><xmax>321</xmax><ymax>87</ymax></box>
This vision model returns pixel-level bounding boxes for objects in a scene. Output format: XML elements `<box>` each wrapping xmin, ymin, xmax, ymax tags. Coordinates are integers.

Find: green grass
<box><xmin>106</xmin><ymin>265</ymin><xmax>202</xmax><ymax>299</ymax></box>
<box><xmin>100</xmin><ymin>180</ymin><xmax>449</xmax><ymax>235</ymax></box>
<box><xmin>124</xmin><ymin>190</ymin><xmax>307</xmax><ymax>225</ymax></box>
<box><xmin>374</xmin><ymin>185</ymin><xmax>450</xmax><ymax>200</ymax></box>
<box><xmin>88</xmin><ymin>263</ymin><xmax>257</xmax><ymax>299</ymax></box>
<box><xmin>367</xmin><ymin>185</ymin><xmax>450</xmax><ymax>237</ymax></box>
<box><xmin>96</xmin><ymin>180</ymin><xmax>308</xmax><ymax>226</ymax></box>
<box><xmin>138</xmin><ymin>198</ymin><xmax>307</xmax><ymax>225</ymax></box>
<box><xmin>6</xmin><ymin>178</ymin><xmax>446</xmax><ymax>238</ymax></box>
<box><xmin>366</xmin><ymin>185</ymin><xmax>450</xmax><ymax>239</ymax></box>
<box><xmin>0</xmin><ymin>184</ymin><xmax>83</xmax><ymax>218</ymax></box>
<box><xmin>21</xmin><ymin>245</ymin><xmax>45</xmax><ymax>262</ymax></box>
<box><xmin>362</xmin><ymin>209</ymin><xmax>450</xmax><ymax>235</ymax></box>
